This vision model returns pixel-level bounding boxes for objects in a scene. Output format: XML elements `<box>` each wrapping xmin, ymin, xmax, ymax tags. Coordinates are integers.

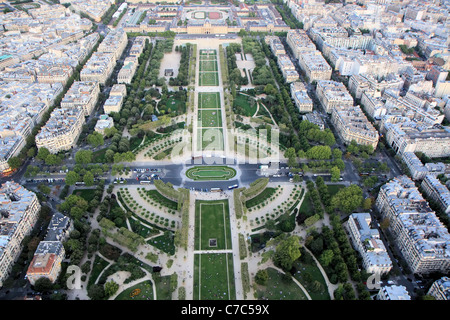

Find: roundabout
<box><xmin>185</xmin><ymin>165</ymin><xmax>237</xmax><ymax>181</ymax></box>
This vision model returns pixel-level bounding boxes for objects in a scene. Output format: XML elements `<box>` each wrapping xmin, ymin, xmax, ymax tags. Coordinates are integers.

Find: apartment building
<box><xmin>265</xmin><ymin>36</ymin><xmax>286</xmax><ymax>55</ymax></box>
<box><xmin>0</xmin><ymin>182</ymin><xmax>41</xmax><ymax>287</ymax></box>
<box><xmin>427</xmin><ymin>277</ymin><xmax>450</xmax><ymax>300</ymax></box>
<box><xmin>277</xmin><ymin>54</ymin><xmax>299</xmax><ymax>83</ymax></box>
<box><xmin>290</xmin><ymin>82</ymin><xmax>313</xmax><ymax>113</ymax></box>
<box><xmin>26</xmin><ymin>241</ymin><xmax>65</xmax><ymax>285</ymax></box>
<box><xmin>347</xmin><ymin>213</ymin><xmax>392</xmax><ymax>275</ymax></box>
<box><xmin>103</xmin><ymin>84</ymin><xmax>126</xmax><ymax>114</ymax></box>
<box><xmin>117</xmin><ymin>56</ymin><xmax>138</xmax><ymax>84</ymax></box>
<box><xmin>377</xmin><ymin>285</ymin><xmax>411</xmax><ymax>300</ymax></box>
<box><xmin>360</xmin><ymin>90</ymin><xmax>387</xmax><ymax>119</ymax></box>
<box><xmin>331</xmin><ymin>105</ymin><xmax>379</xmax><ymax>149</ymax></box>
<box><xmin>286</xmin><ymin>29</ymin><xmax>316</xmax><ymax>61</ymax></box>
<box><xmin>421</xmin><ymin>175</ymin><xmax>450</xmax><ymax>215</ymax></box>
<box><xmin>60</xmin><ymin>81</ymin><xmax>100</xmax><ymax>117</ymax></box>
<box><xmin>302</xmin><ymin>111</ymin><xmax>325</xmax><ymax>130</ymax></box>
<box><xmin>97</xmin><ymin>28</ymin><xmax>128</xmax><ymax>60</ymax></box>
<box><xmin>298</xmin><ymin>51</ymin><xmax>332</xmax><ymax>83</ymax></box>
<box><xmin>35</xmin><ymin>107</ymin><xmax>85</xmax><ymax>154</ymax></box>
<box><xmin>383</xmin><ymin>120</ymin><xmax>450</xmax><ymax>158</ymax></box>
<box><xmin>36</xmin><ymin>64</ymin><xmax>73</xmax><ymax>86</ymax></box>
<box><xmin>348</xmin><ymin>73</ymin><xmax>404</xmax><ymax>100</ymax></box>
<box><xmin>80</xmin><ymin>52</ymin><xmax>115</xmax><ymax>85</ymax></box>
<box><xmin>402</xmin><ymin>152</ymin><xmax>445</xmax><ymax>180</ymax></box>
<box><xmin>94</xmin><ymin>114</ymin><xmax>114</xmax><ymax>135</ymax></box>
<box><xmin>375</xmin><ymin>176</ymin><xmax>450</xmax><ymax>275</ymax></box>
<box><xmin>0</xmin><ymin>136</ymin><xmax>26</xmax><ymax>174</ymax></box>
<box><xmin>383</xmin><ymin>89</ymin><xmax>444</xmax><ymax>125</ymax></box>
<box><xmin>316</xmin><ymin>80</ymin><xmax>354</xmax><ymax>113</ymax></box>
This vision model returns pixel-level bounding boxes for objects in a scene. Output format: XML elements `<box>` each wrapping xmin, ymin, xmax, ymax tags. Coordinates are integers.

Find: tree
<box><xmin>362</xmin><ymin>198</ymin><xmax>373</xmax><ymax>210</ymax></box>
<box><xmin>27</xmin><ymin>147</ymin><xmax>36</xmax><ymax>158</ymax></box>
<box><xmin>103</xmin><ymin>126</ymin><xmax>118</xmax><ymax>138</ymax></box>
<box><xmin>45</xmin><ymin>154</ymin><xmax>61</xmax><ymax>166</ymax></box>
<box><xmin>330</xmin><ymin>185</ymin><xmax>363</xmax><ymax>214</ymax></box>
<box><xmin>75</xmin><ymin>150</ymin><xmax>93</xmax><ymax>165</ymax></box>
<box><xmin>273</xmin><ymin>235</ymin><xmax>301</xmax><ymax>271</ymax></box>
<box><xmin>7</xmin><ymin>157</ymin><xmax>22</xmax><ymax>170</ymax></box>
<box><xmin>104</xmin><ymin>280</ymin><xmax>119</xmax><ymax>297</ymax></box>
<box><xmin>330</xmin><ymin>166</ymin><xmax>340</xmax><ymax>182</ymax></box>
<box><xmin>306</xmin><ymin>146</ymin><xmax>331</xmax><ymax>160</ymax></box>
<box><xmin>65</xmin><ymin>171</ymin><xmax>80</xmax><ymax>186</ymax></box>
<box><xmin>83</xmin><ymin>171</ymin><xmax>94</xmax><ymax>186</ymax></box>
<box><xmin>33</xmin><ymin>277</ymin><xmax>53</xmax><ymax>293</ymax></box>
<box><xmin>87</xmin><ymin>131</ymin><xmax>104</xmax><ymax>147</ymax></box>
<box><xmin>319</xmin><ymin>249</ymin><xmax>334</xmax><ymax>267</ymax></box>
<box><xmin>255</xmin><ymin>269</ymin><xmax>269</xmax><ymax>286</ymax></box>
<box><xmin>88</xmin><ymin>284</ymin><xmax>105</xmax><ymax>300</ymax></box>
<box><xmin>37</xmin><ymin>147</ymin><xmax>50</xmax><ymax>161</ymax></box>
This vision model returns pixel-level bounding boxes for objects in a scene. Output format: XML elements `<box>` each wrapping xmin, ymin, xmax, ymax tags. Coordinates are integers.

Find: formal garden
<box><xmin>185</xmin><ymin>165</ymin><xmax>236</xmax><ymax>181</ymax></box>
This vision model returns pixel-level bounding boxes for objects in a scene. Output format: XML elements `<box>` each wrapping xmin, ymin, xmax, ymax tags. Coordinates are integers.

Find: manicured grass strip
<box><xmin>194</xmin><ymin>199</ymin><xmax>232</xmax><ymax>250</ymax></box>
<box><xmin>199</xmin><ymin>109</ymin><xmax>222</xmax><ymax>127</ymax></box>
<box><xmin>186</xmin><ymin>166</ymin><xmax>236</xmax><ymax>181</ymax></box>
<box><xmin>199</xmin><ymin>72</ymin><xmax>219</xmax><ymax>86</ymax></box>
<box><xmin>199</xmin><ymin>60</ymin><xmax>218</xmax><ymax>72</ymax></box>
<box><xmin>145</xmin><ymin>189</ymin><xmax>178</xmax><ymax>210</ymax></box>
<box><xmin>193</xmin><ymin>253</ymin><xmax>236</xmax><ymax>300</ymax></box>
<box><xmin>199</xmin><ymin>92</ymin><xmax>220</xmax><ymax>109</ymax></box>
<box><xmin>245</xmin><ymin>187</ymin><xmax>276</xmax><ymax>208</ymax></box>
<box><xmin>197</xmin><ymin>128</ymin><xmax>224</xmax><ymax>151</ymax></box>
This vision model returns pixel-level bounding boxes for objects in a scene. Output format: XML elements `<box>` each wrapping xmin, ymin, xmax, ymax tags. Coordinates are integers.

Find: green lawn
<box><xmin>293</xmin><ymin>257</ymin><xmax>330</xmax><ymax>300</ymax></box>
<box><xmin>198</xmin><ymin>109</ymin><xmax>222</xmax><ymax>127</ymax></box>
<box><xmin>92</xmin><ymin>148</ymin><xmax>108</xmax><ymax>163</ymax></box>
<box><xmin>186</xmin><ymin>166</ymin><xmax>236</xmax><ymax>181</ymax></box>
<box><xmin>245</xmin><ymin>187</ymin><xmax>276</xmax><ymax>208</ymax></box>
<box><xmin>73</xmin><ymin>188</ymin><xmax>97</xmax><ymax>202</ymax></box>
<box><xmin>199</xmin><ymin>49</ymin><xmax>217</xmax><ymax>57</ymax></box>
<box><xmin>255</xmin><ymin>267</ymin><xmax>309</xmax><ymax>300</ymax></box>
<box><xmin>88</xmin><ymin>254</ymin><xmax>110</xmax><ymax>290</ymax></box>
<box><xmin>233</xmin><ymin>93</ymin><xmax>257</xmax><ymax>117</ymax></box>
<box><xmin>327</xmin><ymin>184</ymin><xmax>345</xmax><ymax>197</ymax></box>
<box><xmin>161</xmin><ymin>96</ymin><xmax>186</xmax><ymax>115</ymax></box>
<box><xmin>197</xmin><ymin>128</ymin><xmax>224</xmax><ymax>151</ymax></box>
<box><xmin>195</xmin><ymin>199</ymin><xmax>232</xmax><ymax>250</ymax></box>
<box><xmin>147</xmin><ymin>232</ymin><xmax>176</xmax><ymax>255</ymax></box>
<box><xmin>114</xmin><ymin>280</ymin><xmax>154</xmax><ymax>300</ymax></box>
<box><xmin>145</xmin><ymin>189</ymin><xmax>178</xmax><ymax>210</ymax></box>
<box><xmin>199</xmin><ymin>60</ymin><xmax>218</xmax><ymax>72</ymax></box>
<box><xmin>199</xmin><ymin>72</ymin><xmax>219</xmax><ymax>86</ymax></box>
<box><xmin>199</xmin><ymin>92</ymin><xmax>220</xmax><ymax>109</ymax></box>
<box><xmin>299</xmin><ymin>191</ymin><xmax>313</xmax><ymax>216</ymax></box>
<box><xmin>193</xmin><ymin>253</ymin><xmax>236</xmax><ymax>300</ymax></box>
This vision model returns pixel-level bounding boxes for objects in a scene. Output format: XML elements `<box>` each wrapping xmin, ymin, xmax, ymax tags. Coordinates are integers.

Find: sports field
<box><xmin>186</xmin><ymin>166</ymin><xmax>236</xmax><ymax>181</ymax></box>
<box><xmin>193</xmin><ymin>253</ymin><xmax>236</xmax><ymax>300</ymax></box>
<box><xmin>194</xmin><ymin>199</ymin><xmax>232</xmax><ymax>250</ymax></box>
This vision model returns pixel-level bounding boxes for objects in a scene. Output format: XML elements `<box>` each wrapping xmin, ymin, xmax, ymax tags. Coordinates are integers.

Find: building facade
<box><xmin>0</xmin><ymin>182</ymin><xmax>40</xmax><ymax>287</ymax></box>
